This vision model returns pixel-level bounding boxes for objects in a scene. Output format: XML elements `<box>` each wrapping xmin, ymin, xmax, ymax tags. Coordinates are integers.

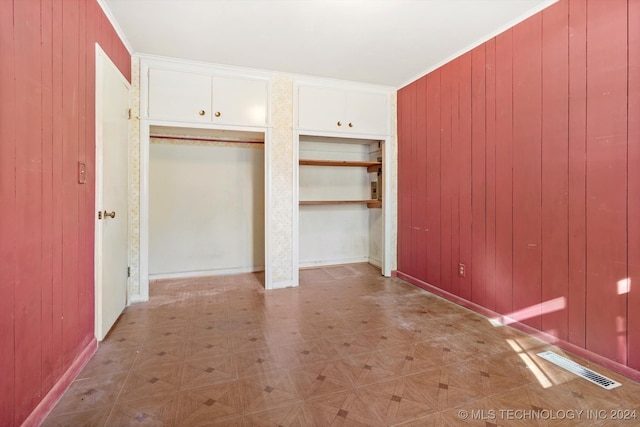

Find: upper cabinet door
<box><xmin>297</xmin><ymin>85</ymin><xmax>389</xmax><ymax>135</ymax></box>
<box><xmin>148</xmin><ymin>68</ymin><xmax>212</xmax><ymax>122</ymax></box>
<box><xmin>213</xmin><ymin>76</ymin><xmax>268</xmax><ymax>126</ymax></box>
<box><xmin>345</xmin><ymin>91</ymin><xmax>388</xmax><ymax>135</ymax></box>
<box><xmin>298</xmin><ymin>86</ymin><xmax>346</xmax><ymax>132</ymax></box>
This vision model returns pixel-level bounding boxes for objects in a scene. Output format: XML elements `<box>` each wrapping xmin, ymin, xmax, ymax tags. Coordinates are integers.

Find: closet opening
<box><xmin>147</xmin><ymin>125</ymin><xmax>265</xmax><ymax>285</ymax></box>
<box><xmin>297</xmin><ymin>135</ymin><xmax>384</xmax><ymax>273</ymax></box>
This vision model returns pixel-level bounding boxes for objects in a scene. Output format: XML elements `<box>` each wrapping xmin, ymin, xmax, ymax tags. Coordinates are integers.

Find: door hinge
<box><xmin>127</xmin><ymin>266</ymin><xmax>131</xmax><ymax>277</ymax></box>
<box><xmin>127</xmin><ymin>108</ymin><xmax>132</xmax><ymax>119</ymax></box>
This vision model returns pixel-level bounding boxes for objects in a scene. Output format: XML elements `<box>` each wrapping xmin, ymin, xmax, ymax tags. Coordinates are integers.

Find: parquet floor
<box><xmin>43</xmin><ymin>264</ymin><xmax>640</xmax><ymax>426</ymax></box>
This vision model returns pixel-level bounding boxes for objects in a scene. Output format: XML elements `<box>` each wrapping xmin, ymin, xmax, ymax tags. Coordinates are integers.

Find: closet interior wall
<box><xmin>148</xmin><ymin>128</ymin><xmax>265</xmax><ymax>280</ymax></box>
<box><xmin>298</xmin><ymin>135</ymin><xmax>383</xmax><ymax>269</ymax></box>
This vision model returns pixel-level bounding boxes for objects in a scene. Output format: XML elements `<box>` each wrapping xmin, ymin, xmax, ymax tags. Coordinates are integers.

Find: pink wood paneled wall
<box><xmin>0</xmin><ymin>0</ymin><xmax>130</xmax><ymax>425</ymax></box>
<box><xmin>397</xmin><ymin>0</ymin><xmax>640</xmax><ymax>375</ymax></box>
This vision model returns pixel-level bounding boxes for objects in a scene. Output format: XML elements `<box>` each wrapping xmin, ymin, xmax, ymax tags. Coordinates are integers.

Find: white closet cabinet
<box><xmin>298</xmin><ymin>85</ymin><xmax>389</xmax><ymax>135</ymax></box>
<box><xmin>148</xmin><ymin>68</ymin><xmax>212</xmax><ymax>123</ymax></box>
<box><xmin>147</xmin><ymin>68</ymin><xmax>268</xmax><ymax>126</ymax></box>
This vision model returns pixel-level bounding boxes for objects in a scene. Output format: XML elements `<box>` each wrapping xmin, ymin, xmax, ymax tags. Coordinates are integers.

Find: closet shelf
<box><xmin>299</xmin><ymin>159</ymin><xmax>381</xmax><ymax>172</ymax></box>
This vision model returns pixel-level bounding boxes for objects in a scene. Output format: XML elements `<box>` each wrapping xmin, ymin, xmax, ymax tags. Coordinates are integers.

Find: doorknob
<box><xmin>103</xmin><ymin>210</ymin><xmax>116</xmax><ymax>219</ymax></box>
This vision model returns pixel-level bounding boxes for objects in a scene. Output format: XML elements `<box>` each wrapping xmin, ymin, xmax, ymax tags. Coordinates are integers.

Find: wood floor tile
<box><xmin>238</xmin><ymin>371</ymin><xmax>302</xmax><ymax>414</ymax></box>
<box><xmin>76</xmin><ymin>347</ymin><xmax>138</xmax><ymax>379</ymax></box>
<box><xmin>173</xmin><ymin>382</ymin><xmax>244</xmax><ymax>426</ymax></box>
<box><xmin>180</xmin><ymin>354</ymin><xmax>238</xmax><ymax>390</ymax></box>
<box><xmin>45</xmin><ymin>371</ymin><xmax>128</xmax><ymax>417</ymax></box>
<box><xmin>243</xmin><ymin>400</ymin><xmax>356</xmax><ymax>427</ymax></box>
<box><xmin>43</xmin><ymin>264</ymin><xmax>640</xmax><ymax>427</ymax></box>
<box><xmin>307</xmin><ymin>389</ymin><xmax>387</xmax><ymax>426</ymax></box>
<box><xmin>40</xmin><ymin>406</ymin><xmax>112</xmax><ymax>427</ymax></box>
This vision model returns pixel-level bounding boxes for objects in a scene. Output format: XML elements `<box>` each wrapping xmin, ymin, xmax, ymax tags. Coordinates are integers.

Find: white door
<box><xmin>95</xmin><ymin>46</ymin><xmax>130</xmax><ymax>340</ymax></box>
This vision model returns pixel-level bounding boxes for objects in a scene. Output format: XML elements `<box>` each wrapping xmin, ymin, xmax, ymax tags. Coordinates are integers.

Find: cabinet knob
<box><xmin>215</xmin><ymin>111</ymin><xmax>222</xmax><ymax>117</ymax></box>
<box><xmin>198</xmin><ymin>110</ymin><xmax>205</xmax><ymax>116</ymax></box>
<box><xmin>348</xmin><ymin>122</ymin><xmax>353</xmax><ymax>128</ymax></box>
<box><xmin>337</xmin><ymin>121</ymin><xmax>342</xmax><ymax>127</ymax></box>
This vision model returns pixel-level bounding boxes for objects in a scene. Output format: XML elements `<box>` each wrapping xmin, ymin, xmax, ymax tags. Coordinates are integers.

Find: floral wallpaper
<box><xmin>269</xmin><ymin>76</ymin><xmax>295</xmax><ymax>286</ymax></box>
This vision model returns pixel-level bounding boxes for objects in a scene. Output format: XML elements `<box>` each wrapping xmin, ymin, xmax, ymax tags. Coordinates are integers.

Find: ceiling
<box><xmin>101</xmin><ymin>0</ymin><xmax>556</xmax><ymax>88</ymax></box>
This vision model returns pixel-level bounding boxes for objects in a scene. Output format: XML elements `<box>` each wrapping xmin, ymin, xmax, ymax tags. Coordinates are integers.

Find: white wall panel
<box><xmin>149</xmin><ymin>141</ymin><xmax>264</xmax><ymax>276</ymax></box>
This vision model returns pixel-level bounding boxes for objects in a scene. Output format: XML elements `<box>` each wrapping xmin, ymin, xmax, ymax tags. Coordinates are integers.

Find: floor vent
<box><xmin>537</xmin><ymin>351</ymin><xmax>621</xmax><ymax>390</ymax></box>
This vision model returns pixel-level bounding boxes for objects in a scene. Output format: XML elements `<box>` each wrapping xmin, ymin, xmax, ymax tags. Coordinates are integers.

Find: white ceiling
<box><xmin>102</xmin><ymin>0</ymin><xmax>556</xmax><ymax>88</ymax></box>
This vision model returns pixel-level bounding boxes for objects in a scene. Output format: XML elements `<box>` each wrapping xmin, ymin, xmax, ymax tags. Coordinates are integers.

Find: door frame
<box><xmin>95</xmin><ymin>43</ymin><xmax>131</xmax><ymax>339</ymax></box>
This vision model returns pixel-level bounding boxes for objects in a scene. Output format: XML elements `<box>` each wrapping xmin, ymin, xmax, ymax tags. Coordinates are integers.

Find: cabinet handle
<box><xmin>337</xmin><ymin>121</ymin><xmax>342</xmax><ymax>127</ymax></box>
<box><xmin>348</xmin><ymin>122</ymin><xmax>353</xmax><ymax>128</ymax></box>
<box><xmin>198</xmin><ymin>110</ymin><xmax>205</xmax><ymax>116</ymax></box>
<box><xmin>215</xmin><ymin>111</ymin><xmax>222</xmax><ymax>117</ymax></box>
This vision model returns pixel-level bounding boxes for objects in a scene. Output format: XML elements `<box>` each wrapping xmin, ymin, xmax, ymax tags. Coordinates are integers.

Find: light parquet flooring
<box><xmin>43</xmin><ymin>264</ymin><xmax>640</xmax><ymax>426</ymax></box>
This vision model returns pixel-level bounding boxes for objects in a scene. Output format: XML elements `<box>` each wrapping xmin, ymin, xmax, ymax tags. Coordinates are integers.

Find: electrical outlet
<box><xmin>458</xmin><ymin>263</ymin><xmax>466</xmax><ymax>277</ymax></box>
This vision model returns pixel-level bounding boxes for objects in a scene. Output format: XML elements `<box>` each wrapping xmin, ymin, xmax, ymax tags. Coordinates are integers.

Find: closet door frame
<box><xmin>137</xmin><ymin>120</ymin><xmax>272</xmax><ymax>301</ymax></box>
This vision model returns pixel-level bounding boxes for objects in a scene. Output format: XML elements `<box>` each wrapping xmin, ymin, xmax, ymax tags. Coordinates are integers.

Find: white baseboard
<box><xmin>267</xmin><ymin>279</ymin><xmax>297</xmax><ymax>290</ymax></box>
<box><xmin>298</xmin><ymin>256</ymin><xmax>369</xmax><ymax>269</ymax></box>
<box><xmin>149</xmin><ymin>265</ymin><xmax>265</xmax><ymax>281</ymax></box>
<box><xmin>368</xmin><ymin>257</ymin><xmax>382</xmax><ymax>268</ymax></box>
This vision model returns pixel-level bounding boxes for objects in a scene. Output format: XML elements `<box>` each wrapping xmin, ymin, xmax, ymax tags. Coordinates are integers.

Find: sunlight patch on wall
<box><xmin>489</xmin><ymin>297</ymin><xmax>566</xmax><ymax>326</ymax></box>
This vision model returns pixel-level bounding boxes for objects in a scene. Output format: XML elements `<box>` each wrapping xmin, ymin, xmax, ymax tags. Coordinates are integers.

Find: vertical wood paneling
<box><xmin>397</xmin><ymin>0</ymin><xmax>637</xmax><ymax>378</ymax></box>
<box><xmin>450</xmin><ymin>60</ymin><xmax>461</xmax><ymax>296</ymax></box>
<box><xmin>584</xmin><ymin>0</ymin><xmax>628</xmax><ymax>364</ymax></box>
<box><xmin>628</xmin><ymin>0</ymin><xmax>640</xmax><ymax>371</ymax></box>
<box><xmin>439</xmin><ymin>64</ymin><xmax>453</xmax><ymax>293</ymax></box>
<box><xmin>51</xmin><ymin>0</ymin><xmax>65</xmax><ymax>382</ymax></box>
<box><xmin>77</xmin><ymin>0</ymin><xmax>90</xmax><ymax>344</ymax></box>
<box><xmin>399</xmin><ymin>84</ymin><xmax>416</xmax><ymax>276</ymax></box>
<box><xmin>471</xmin><ymin>45</ymin><xmax>486</xmax><ymax>306</ymax></box>
<box><xmin>99</xmin><ymin>13</ymin><xmax>112</xmax><ymax>62</ymax></box>
<box><xmin>0</xmin><ymin>0</ymin><xmax>16</xmax><ymax>424</ymax></box>
<box><xmin>484</xmin><ymin>39</ymin><xmax>497</xmax><ymax>311</ymax></box>
<box><xmin>62</xmin><ymin>0</ymin><xmax>81</xmax><ymax>365</ymax></box>
<box><xmin>14</xmin><ymin>0</ymin><xmax>44</xmax><ymax>420</ymax></box>
<box><xmin>540</xmin><ymin>0</ymin><xmax>569</xmax><ymax>340</ymax></box>
<box><xmin>512</xmin><ymin>15</ymin><xmax>543</xmax><ymax>329</ymax></box>
<box><xmin>397</xmin><ymin>89</ymin><xmax>410</xmax><ymax>273</ymax></box>
<box><xmin>83</xmin><ymin>0</ymin><xmax>99</xmax><ymax>342</ymax></box>
<box><xmin>415</xmin><ymin>78</ymin><xmax>428</xmax><ymax>281</ymax></box>
<box><xmin>458</xmin><ymin>53</ymin><xmax>473</xmax><ymax>301</ymax></box>
<box><xmin>426</xmin><ymin>71</ymin><xmax>441</xmax><ymax>285</ymax></box>
<box><xmin>407</xmin><ymin>83</ymin><xmax>418</xmax><ymax>277</ymax></box>
<box><xmin>567</xmin><ymin>0</ymin><xmax>587</xmax><ymax>347</ymax></box>
<box><xmin>40</xmin><ymin>0</ymin><xmax>55</xmax><ymax>394</ymax></box>
<box><xmin>494</xmin><ymin>30</ymin><xmax>514</xmax><ymax>315</ymax></box>
<box><xmin>0</xmin><ymin>0</ymin><xmax>130</xmax><ymax>423</ymax></box>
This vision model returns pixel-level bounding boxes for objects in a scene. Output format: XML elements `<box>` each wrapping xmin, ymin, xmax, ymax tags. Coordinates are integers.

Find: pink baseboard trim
<box><xmin>21</xmin><ymin>338</ymin><xmax>98</xmax><ymax>427</ymax></box>
<box><xmin>390</xmin><ymin>270</ymin><xmax>398</xmax><ymax>278</ymax></box>
<box><xmin>396</xmin><ymin>271</ymin><xmax>640</xmax><ymax>383</ymax></box>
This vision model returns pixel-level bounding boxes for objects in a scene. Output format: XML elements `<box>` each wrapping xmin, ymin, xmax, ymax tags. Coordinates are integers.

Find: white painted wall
<box><xmin>298</xmin><ymin>137</ymin><xmax>381</xmax><ymax>268</ymax></box>
<box><xmin>148</xmin><ymin>140</ymin><xmax>264</xmax><ymax>277</ymax></box>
